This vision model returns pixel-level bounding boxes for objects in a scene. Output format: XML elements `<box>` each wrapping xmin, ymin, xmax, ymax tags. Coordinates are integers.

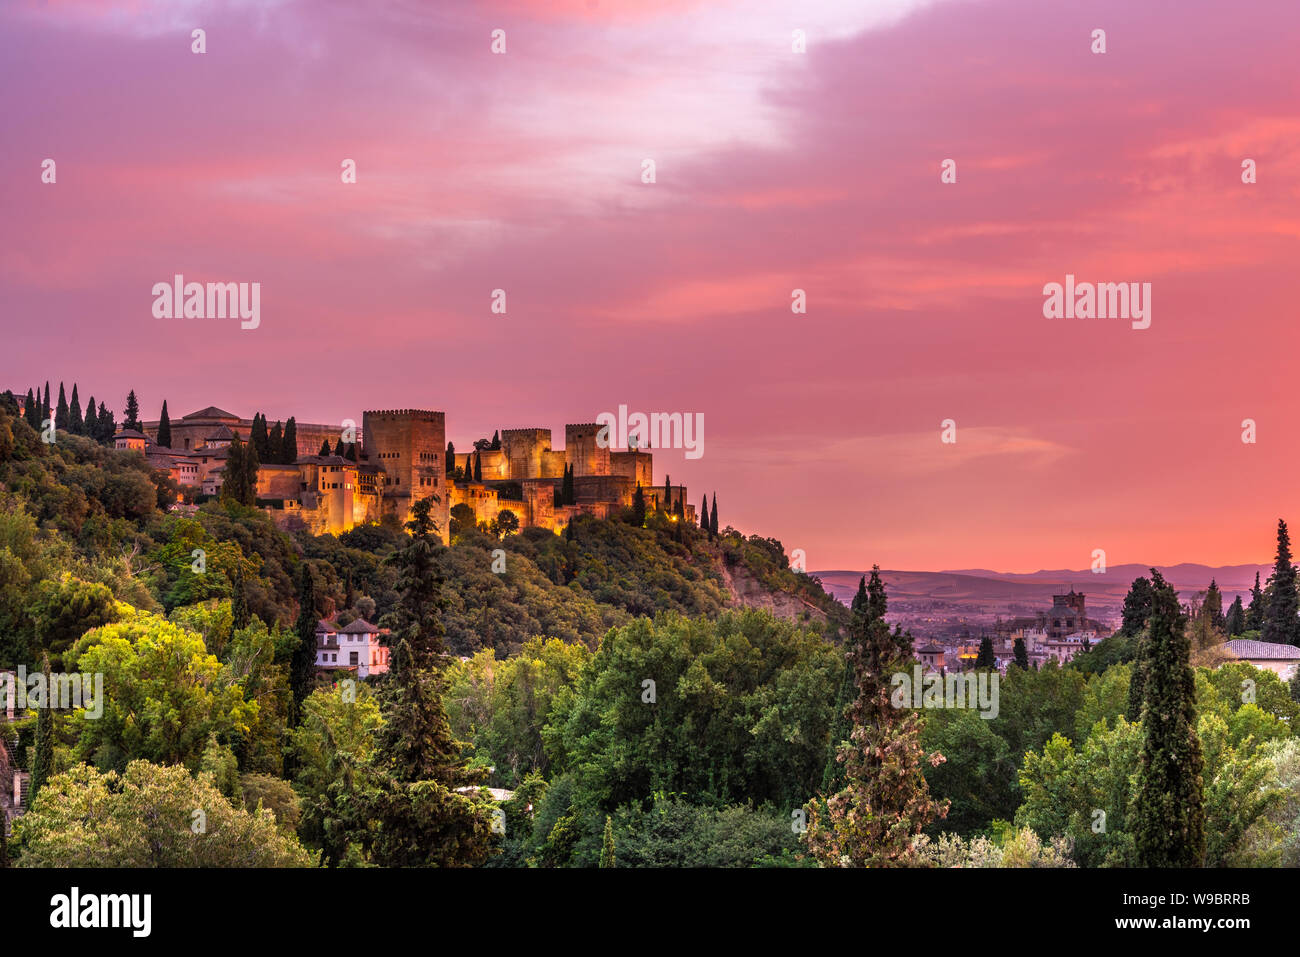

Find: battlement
<box><xmin>363</xmin><ymin>409</ymin><xmax>444</xmax><ymax>422</ymax></box>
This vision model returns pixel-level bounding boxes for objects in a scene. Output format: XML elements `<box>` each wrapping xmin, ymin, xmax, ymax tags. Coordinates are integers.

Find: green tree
<box><xmin>1013</xmin><ymin>636</ymin><xmax>1030</xmax><ymax>670</ymax></box>
<box><xmin>68</xmin><ymin>384</ymin><xmax>83</xmax><ymax>435</ymax></box>
<box><xmin>55</xmin><ymin>383</ymin><xmax>68</xmax><ymax>432</ymax></box>
<box><xmin>709</xmin><ymin>493</ymin><xmax>719</xmax><ymax>536</ymax></box>
<box><xmin>1225</xmin><ymin>596</ymin><xmax>1246</xmax><ymax>637</ymax></box>
<box><xmin>281</xmin><ymin>417</ymin><xmax>297</xmax><ymax>463</ymax></box>
<box><xmin>31</xmin><ymin>652</ymin><xmax>55</xmax><ymax>803</ymax></box>
<box><xmin>600</xmin><ymin>815</ymin><xmax>616</xmax><ymax>867</ymax></box>
<box><xmin>473</xmin><ymin>451</ymin><xmax>482</xmax><ymax>482</ymax></box>
<box><xmin>267</xmin><ymin>420</ymin><xmax>283</xmax><ymax>464</ymax></box>
<box><xmin>446</xmin><ymin>441</ymin><xmax>456</xmax><ymax>475</ymax></box>
<box><xmin>82</xmin><ymin>395</ymin><xmax>97</xmax><ymax>438</ymax></box>
<box><xmin>251</xmin><ymin>413</ymin><xmax>269</xmax><ymax>460</ymax></box>
<box><xmin>289</xmin><ymin>565</ymin><xmax>318</xmax><ymax>728</ymax></box>
<box><xmin>16</xmin><ymin>761</ymin><xmax>314</xmax><ymax>867</ymax></box>
<box><xmin>631</xmin><ymin>485</ymin><xmax>646</xmax><ymax>527</ymax></box>
<box><xmin>23</xmin><ymin>388</ymin><xmax>38</xmax><ymax>428</ymax></box>
<box><xmin>1203</xmin><ymin>579</ymin><xmax>1225</xmax><ymax>632</ymax></box>
<box><xmin>1246</xmin><ymin>571</ymin><xmax>1265</xmax><ymax>632</ymax></box>
<box><xmin>1119</xmin><ymin>576</ymin><xmax>1153</xmax><ymax>637</ymax></box>
<box><xmin>318</xmin><ymin>439</ymin><xmax>330</xmax><ymax>456</ymax></box>
<box><xmin>1133</xmin><ymin>569</ymin><xmax>1205</xmax><ymax>866</ymax></box>
<box><xmin>1264</xmin><ymin>520</ymin><xmax>1300</xmax><ymax>645</ymax></box>
<box><xmin>975</xmin><ymin>635</ymin><xmax>996</xmax><ymax>670</ymax></box>
<box><xmin>231</xmin><ymin>563</ymin><xmax>251</xmax><ymax>631</ymax></box>
<box><xmin>95</xmin><ymin>401</ymin><xmax>114</xmax><ymax>442</ymax></box>
<box><xmin>122</xmin><ymin>389</ymin><xmax>141</xmax><ymax>431</ymax></box>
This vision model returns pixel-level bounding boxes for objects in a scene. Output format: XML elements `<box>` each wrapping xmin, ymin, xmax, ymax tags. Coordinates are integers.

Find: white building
<box><xmin>315</xmin><ymin>618</ymin><xmax>390</xmax><ymax>678</ymax></box>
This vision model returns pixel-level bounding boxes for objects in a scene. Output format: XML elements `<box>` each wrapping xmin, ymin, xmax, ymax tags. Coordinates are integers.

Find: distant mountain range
<box><xmin>811</xmin><ymin>564</ymin><xmax>1272</xmax><ymax>638</ymax></box>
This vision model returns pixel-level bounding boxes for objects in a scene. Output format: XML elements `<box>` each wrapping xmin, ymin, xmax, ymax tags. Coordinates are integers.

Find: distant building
<box><xmin>917</xmin><ymin>642</ymin><xmax>946</xmax><ymax>672</ymax></box>
<box><xmin>315</xmin><ymin>618</ymin><xmax>390</xmax><ymax>678</ymax></box>
<box><xmin>112</xmin><ymin>428</ymin><xmax>148</xmax><ymax>452</ymax></box>
<box><xmin>1219</xmin><ymin>639</ymin><xmax>1300</xmax><ymax>682</ymax></box>
<box><xmin>1047</xmin><ymin>589</ymin><xmax>1087</xmax><ymax>639</ymax></box>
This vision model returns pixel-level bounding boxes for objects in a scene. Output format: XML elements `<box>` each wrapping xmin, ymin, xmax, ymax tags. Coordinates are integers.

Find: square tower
<box><xmin>362</xmin><ymin>409</ymin><xmax>448</xmax><ymax>542</ymax></box>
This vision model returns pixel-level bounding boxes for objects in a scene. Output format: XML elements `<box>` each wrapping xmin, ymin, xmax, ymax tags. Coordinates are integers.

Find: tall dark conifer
<box><xmin>1134</xmin><ymin>569</ymin><xmax>1205</xmax><ymax>866</ymax></box>
<box><xmin>709</xmin><ymin>493</ymin><xmax>719</xmax><ymax>536</ymax></box>
<box><xmin>473</xmin><ymin>451</ymin><xmax>482</xmax><ymax>482</ymax></box>
<box><xmin>23</xmin><ymin>389</ymin><xmax>38</xmax><ymax>428</ymax></box>
<box><xmin>1263</xmin><ymin>520</ymin><xmax>1300</xmax><ymax>646</ymax></box>
<box><xmin>1246</xmin><ymin>571</ymin><xmax>1265</xmax><ymax>632</ymax></box>
<box><xmin>55</xmin><ymin>383</ymin><xmax>68</xmax><ymax>431</ymax></box>
<box><xmin>631</xmin><ymin>484</ymin><xmax>646</xmax><ymax>526</ymax></box>
<box><xmin>68</xmin><ymin>384</ymin><xmax>83</xmax><ymax>435</ymax></box>
<box><xmin>282</xmin><ymin>418</ymin><xmax>298</xmax><ymax>463</ymax></box>
<box><xmin>96</xmin><ymin>402</ymin><xmax>114</xmax><ymax>442</ymax></box>
<box><xmin>251</xmin><ymin>413</ymin><xmax>269</xmax><ymax>460</ymax></box>
<box><xmin>157</xmin><ymin>400</ymin><xmax>172</xmax><ymax>449</ymax></box>
<box><xmin>289</xmin><ymin>565</ymin><xmax>318</xmax><ymax>727</ymax></box>
<box><xmin>31</xmin><ymin>653</ymin><xmax>54</xmax><ymax>803</ymax></box>
<box><xmin>123</xmin><ymin>389</ymin><xmax>140</xmax><ymax>431</ymax></box>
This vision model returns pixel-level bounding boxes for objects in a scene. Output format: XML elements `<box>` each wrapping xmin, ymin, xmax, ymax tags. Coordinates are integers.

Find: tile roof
<box><xmin>1222</xmin><ymin>639</ymin><xmax>1300</xmax><ymax>660</ymax></box>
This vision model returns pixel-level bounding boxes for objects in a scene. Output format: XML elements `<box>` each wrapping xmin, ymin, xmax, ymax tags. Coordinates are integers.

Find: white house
<box><xmin>315</xmin><ymin>618</ymin><xmax>390</xmax><ymax>678</ymax></box>
<box><xmin>1219</xmin><ymin>639</ymin><xmax>1300</xmax><ymax>682</ymax></box>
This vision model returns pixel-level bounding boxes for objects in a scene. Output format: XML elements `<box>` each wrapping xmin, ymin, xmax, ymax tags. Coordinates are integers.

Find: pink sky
<box><xmin>4</xmin><ymin>0</ymin><xmax>1300</xmax><ymax>571</ymax></box>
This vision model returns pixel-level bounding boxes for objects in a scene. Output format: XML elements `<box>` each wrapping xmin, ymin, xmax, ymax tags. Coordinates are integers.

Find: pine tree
<box><xmin>709</xmin><ymin>493</ymin><xmax>719</xmax><ymax>536</ymax></box>
<box><xmin>318</xmin><ymin>439</ymin><xmax>331</xmax><ymax>456</ymax></box>
<box><xmin>866</xmin><ymin>565</ymin><xmax>888</xmax><ymax>621</ymax></box>
<box><xmin>289</xmin><ymin>565</ymin><xmax>318</xmax><ymax>727</ymax></box>
<box><xmin>473</xmin><ymin>451</ymin><xmax>482</xmax><ymax>482</ymax></box>
<box><xmin>251</xmin><ymin>413</ymin><xmax>269</xmax><ymax>460</ymax></box>
<box><xmin>600</xmin><ymin>816</ymin><xmax>616</xmax><ymax>867</ymax></box>
<box><xmin>1246</xmin><ymin>571</ymin><xmax>1265</xmax><ymax>632</ymax></box>
<box><xmin>282</xmin><ymin>418</ymin><xmax>298</xmax><ymax>463</ymax></box>
<box><xmin>1013</xmin><ymin>637</ymin><xmax>1029</xmax><ymax>670</ymax></box>
<box><xmin>156</xmin><ymin>399</ymin><xmax>171</xmax><ymax>448</ymax></box>
<box><xmin>1133</xmin><ymin>569</ymin><xmax>1206</xmax><ymax>867</ymax></box>
<box><xmin>1264</xmin><ymin>520</ymin><xmax>1300</xmax><ymax>645</ymax></box>
<box><xmin>807</xmin><ymin>573</ymin><xmax>946</xmax><ymax>866</ymax></box>
<box><xmin>123</xmin><ymin>389</ymin><xmax>140</xmax><ymax>431</ymax></box>
<box><xmin>1119</xmin><ymin>576</ymin><xmax>1153</xmax><ymax>637</ymax></box>
<box><xmin>55</xmin><ymin>383</ymin><xmax>68</xmax><ymax>432</ymax></box>
<box><xmin>68</xmin><ymin>384</ymin><xmax>83</xmax><ymax>435</ymax></box>
<box><xmin>31</xmin><ymin>653</ymin><xmax>54</xmax><ymax>804</ymax></box>
<box><xmin>366</xmin><ymin>496</ymin><xmax>493</xmax><ymax>867</ymax></box>
<box><xmin>23</xmin><ymin>388</ymin><xmax>37</xmax><ymax>428</ymax></box>
<box><xmin>1224</xmin><ymin>596</ymin><xmax>1246</xmax><ymax>637</ymax></box>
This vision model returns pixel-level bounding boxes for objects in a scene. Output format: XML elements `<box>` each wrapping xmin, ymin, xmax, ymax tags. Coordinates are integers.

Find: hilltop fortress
<box><xmin>133</xmin><ymin>406</ymin><xmax>693</xmax><ymax>540</ymax></box>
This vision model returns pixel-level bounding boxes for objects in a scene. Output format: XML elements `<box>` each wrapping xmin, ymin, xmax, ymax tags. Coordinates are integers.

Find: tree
<box><xmin>31</xmin><ymin>653</ymin><xmax>54</xmax><ymax>803</ymax></box>
<box><xmin>1013</xmin><ymin>636</ymin><xmax>1030</xmax><ymax>670</ymax></box>
<box><xmin>96</xmin><ymin>402</ymin><xmax>114</xmax><ymax>442</ymax></box>
<box><xmin>1246</xmin><ymin>571</ymin><xmax>1265</xmax><ymax>632</ymax></box>
<box><xmin>23</xmin><ymin>388</ymin><xmax>38</xmax><ymax>428</ymax></box>
<box><xmin>866</xmin><ymin>565</ymin><xmax>888</xmax><ymax>621</ymax></box>
<box><xmin>1133</xmin><ymin>569</ymin><xmax>1205</xmax><ymax>867</ymax></box>
<box><xmin>1119</xmin><ymin>576</ymin><xmax>1153</xmax><ymax>637</ymax></box>
<box><xmin>69</xmin><ymin>384</ymin><xmax>83</xmax><ymax>435</ymax></box>
<box><xmin>15</xmin><ymin>761</ymin><xmax>314</xmax><ymax>867</ymax></box>
<box><xmin>333</xmin><ymin>438</ymin><xmax>345</xmax><ymax>457</ymax></box>
<box><xmin>494</xmin><ymin>509</ymin><xmax>520</xmax><ymax>539</ymax></box>
<box><xmin>490</xmin><ymin>430</ymin><xmax>501</xmax><ymax>450</ymax></box>
<box><xmin>42</xmin><ymin>382</ymin><xmax>50</xmax><ymax>423</ymax></box>
<box><xmin>1203</xmin><ymin>579</ymin><xmax>1225</xmax><ymax>632</ymax></box>
<box><xmin>267</xmin><ymin>420</ymin><xmax>283</xmax><ymax>465</ymax></box>
<box><xmin>473</xmin><ymin>451</ymin><xmax>482</xmax><ymax>482</ymax></box>
<box><xmin>290</xmin><ymin>565</ymin><xmax>318</xmax><ymax>728</ymax></box>
<box><xmin>156</xmin><ymin>399</ymin><xmax>171</xmax><ymax>448</ymax></box>
<box><xmin>251</xmin><ymin>413</ymin><xmax>269</xmax><ymax>460</ymax></box>
<box><xmin>446</xmin><ymin>441</ymin><xmax>456</xmax><ymax>475</ymax></box>
<box><xmin>700</xmin><ymin>495</ymin><xmax>709</xmax><ymax>531</ymax></box>
<box><xmin>82</xmin><ymin>395</ymin><xmax>97</xmax><ymax>438</ymax></box>
<box><xmin>1225</xmin><ymin>596</ymin><xmax>1246</xmax><ymax>637</ymax></box>
<box><xmin>562</xmin><ymin>464</ymin><xmax>575</xmax><ymax>505</ymax></box>
<box><xmin>663</xmin><ymin>475</ymin><xmax>672</xmax><ymax>512</ymax></box>
<box><xmin>709</xmin><ymin>493</ymin><xmax>719</xmax><ymax>536</ymax></box>
<box><xmin>1264</xmin><ymin>520</ymin><xmax>1300</xmax><ymax>646</ymax></box>
<box><xmin>55</xmin><ymin>383</ymin><xmax>68</xmax><ymax>432</ymax></box>
<box><xmin>366</xmin><ymin>496</ymin><xmax>494</xmax><ymax>867</ymax></box>
<box><xmin>123</xmin><ymin>389</ymin><xmax>141</xmax><ymax>431</ymax></box>
<box><xmin>231</xmin><ymin>563</ymin><xmax>251</xmax><ymax>631</ymax></box>
<box><xmin>281</xmin><ymin>417</ymin><xmax>298</xmax><ymax>463</ymax></box>
<box><xmin>631</xmin><ymin>485</ymin><xmax>646</xmax><ymax>527</ymax></box>
<box><xmin>600</xmin><ymin>815</ymin><xmax>616</xmax><ymax>867</ymax></box>
<box><xmin>318</xmin><ymin>439</ymin><xmax>331</xmax><ymax>456</ymax></box>
<box><xmin>975</xmin><ymin>635</ymin><xmax>996</xmax><ymax>670</ymax></box>
<box><xmin>806</xmin><ymin>573</ymin><xmax>947</xmax><ymax>866</ymax></box>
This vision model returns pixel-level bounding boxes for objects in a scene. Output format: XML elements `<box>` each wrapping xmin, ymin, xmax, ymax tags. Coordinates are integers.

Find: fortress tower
<box><xmin>362</xmin><ymin>409</ymin><xmax>448</xmax><ymax>541</ymax></box>
<box><xmin>565</xmin><ymin>423</ymin><xmax>611</xmax><ymax>477</ymax></box>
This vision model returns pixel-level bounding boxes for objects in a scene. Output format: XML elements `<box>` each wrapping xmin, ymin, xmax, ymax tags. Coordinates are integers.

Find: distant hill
<box><xmin>811</xmin><ymin>564</ymin><xmax>1271</xmax><ymax>639</ymax></box>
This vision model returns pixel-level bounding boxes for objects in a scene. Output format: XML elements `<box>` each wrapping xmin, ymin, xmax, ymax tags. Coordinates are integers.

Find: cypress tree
<box><xmin>123</xmin><ymin>389</ymin><xmax>140</xmax><ymax>431</ymax></box>
<box><xmin>975</xmin><ymin>635</ymin><xmax>996</xmax><ymax>670</ymax></box>
<box><xmin>709</xmin><ymin>493</ymin><xmax>719</xmax><ymax>536</ymax></box>
<box><xmin>866</xmin><ymin>565</ymin><xmax>888</xmax><ymax>621</ymax></box>
<box><xmin>83</xmin><ymin>396</ymin><xmax>97</xmax><ymax>437</ymax></box>
<box><xmin>251</xmin><ymin>413</ymin><xmax>269</xmax><ymax>460</ymax></box>
<box><xmin>1202</xmin><ymin>579</ymin><xmax>1224</xmax><ymax>631</ymax></box>
<box><xmin>68</xmin><ymin>384</ymin><xmax>83</xmax><ymax>434</ymax></box>
<box><xmin>268</xmin><ymin>421</ymin><xmax>283</xmax><ymax>464</ymax></box>
<box><xmin>1263</xmin><ymin>519</ymin><xmax>1300</xmax><ymax>645</ymax></box>
<box><xmin>23</xmin><ymin>388</ymin><xmax>37</xmax><ymax>428</ymax></box>
<box><xmin>96</xmin><ymin>402</ymin><xmax>114</xmax><ymax>442</ymax></box>
<box><xmin>1013</xmin><ymin>636</ymin><xmax>1030</xmax><ymax>670</ymax></box>
<box><xmin>347</xmin><ymin>442</ymin><xmax>358</xmax><ymax>462</ymax></box>
<box><xmin>600</xmin><ymin>816</ymin><xmax>616</xmax><ymax>868</ymax></box>
<box><xmin>157</xmin><ymin>399</ymin><xmax>171</xmax><ymax>448</ymax></box>
<box><xmin>55</xmin><ymin>383</ymin><xmax>68</xmax><ymax>432</ymax></box>
<box><xmin>334</xmin><ymin>438</ymin><xmax>345</xmax><ymax>457</ymax></box>
<box><xmin>474</xmin><ymin>451</ymin><xmax>482</xmax><ymax>482</ymax></box>
<box><xmin>446</xmin><ymin>441</ymin><xmax>456</xmax><ymax>475</ymax></box>
<box><xmin>318</xmin><ymin>439</ymin><xmax>331</xmax><ymax>456</ymax></box>
<box><xmin>663</xmin><ymin>475</ymin><xmax>671</xmax><ymax>512</ymax></box>
<box><xmin>221</xmin><ymin>435</ymin><xmax>248</xmax><ymax>505</ymax></box>
<box><xmin>243</xmin><ymin>432</ymin><xmax>260</xmax><ymax>502</ymax></box>
<box><xmin>490</xmin><ymin>430</ymin><xmax>500</xmax><ymax>450</ymax></box>
<box><xmin>631</xmin><ymin>484</ymin><xmax>646</xmax><ymax>526</ymax></box>
<box><xmin>1134</xmin><ymin>569</ymin><xmax>1206</xmax><ymax>867</ymax></box>
<box><xmin>1246</xmin><ymin>571</ymin><xmax>1265</xmax><ymax>632</ymax></box>
<box><xmin>1224</xmin><ymin>596</ymin><xmax>1246</xmax><ymax>637</ymax></box>
<box><xmin>42</xmin><ymin>382</ymin><xmax>50</xmax><ymax>422</ymax></box>
<box><xmin>282</xmin><ymin>417</ymin><xmax>298</xmax><ymax>463</ymax></box>
<box><xmin>31</xmin><ymin>652</ymin><xmax>54</xmax><ymax>804</ymax></box>
<box><xmin>700</xmin><ymin>495</ymin><xmax>709</xmax><ymax>531</ymax></box>
<box><xmin>289</xmin><ymin>564</ymin><xmax>318</xmax><ymax>727</ymax></box>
